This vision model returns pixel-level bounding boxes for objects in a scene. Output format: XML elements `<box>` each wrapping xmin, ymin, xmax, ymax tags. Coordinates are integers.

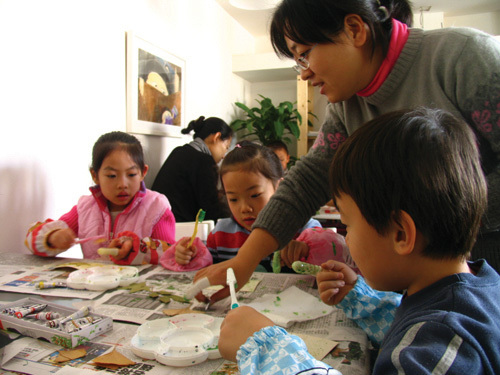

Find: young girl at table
<box><xmin>25</xmin><ymin>131</ymin><xmax>175</xmax><ymax>265</ymax></box>
<box><xmin>218</xmin><ymin>108</ymin><xmax>500</xmax><ymax>375</ymax></box>
<box><xmin>161</xmin><ymin>141</ymin><xmax>355</xmax><ymax>272</ymax></box>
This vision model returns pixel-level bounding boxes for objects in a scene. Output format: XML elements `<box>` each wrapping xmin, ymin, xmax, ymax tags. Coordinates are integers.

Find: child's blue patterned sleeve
<box><xmin>237</xmin><ymin>326</ymin><xmax>342</xmax><ymax>375</ymax></box>
<box><xmin>337</xmin><ymin>276</ymin><xmax>402</xmax><ymax>346</ymax></box>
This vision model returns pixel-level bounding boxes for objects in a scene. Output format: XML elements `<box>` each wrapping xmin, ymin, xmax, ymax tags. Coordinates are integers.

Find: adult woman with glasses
<box><xmin>195</xmin><ymin>0</ymin><xmax>500</xmax><ymax>294</ymax></box>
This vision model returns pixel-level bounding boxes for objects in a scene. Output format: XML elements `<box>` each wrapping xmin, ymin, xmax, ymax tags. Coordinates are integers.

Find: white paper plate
<box><xmin>131</xmin><ymin>314</ymin><xmax>223</xmax><ymax>367</ymax></box>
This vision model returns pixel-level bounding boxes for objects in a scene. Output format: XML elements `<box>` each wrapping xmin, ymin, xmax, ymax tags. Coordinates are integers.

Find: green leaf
<box><xmin>288</xmin><ymin>121</ymin><xmax>300</xmax><ymax>138</ymax></box>
<box><xmin>274</xmin><ymin>121</ymin><xmax>284</xmax><ymax>138</ymax></box>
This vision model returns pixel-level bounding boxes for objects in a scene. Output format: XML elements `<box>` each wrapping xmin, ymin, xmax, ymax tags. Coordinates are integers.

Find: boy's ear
<box><xmin>392</xmin><ymin>210</ymin><xmax>416</xmax><ymax>256</ymax></box>
<box><xmin>343</xmin><ymin>14</ymin><xmax>368</xmax><ymax>47</ymax></box>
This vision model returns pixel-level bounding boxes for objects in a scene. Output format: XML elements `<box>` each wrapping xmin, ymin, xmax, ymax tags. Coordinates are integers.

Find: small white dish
<box><xmin>66</xmin><ymin>265</ymin><xmax>139</xmax><ymax>291</ymax></box>
<box><xmin>117</xmin><ymin>266</ymin><xmax>139</xmax><ymax>286</ymax></box>
<box><xmin>156</xmin><ymin>327</ymin><xmax>214</xmax><ymax>367</ymax></box>
<box><xmin>130</xmin><ymin>335</ymin><xmax>157</xmax><ymax>360</ymax></box>
<box><xmin>131</xmin><ymin>314</ymin><xmax>223</xmax><ymax>367</ymax></box>
<box><xmin>85</xmin><ymin>274</ymin><xmax>120</xmax><ymax>291</ymax></box>
<box><xmin>137</xmin><ymin>318</ymin><xmax>176</xmax><ymax>342</ymax></box>
<box><xmin>66</xmin><ymin>269</ymin><xmax>94</xmax><ymax>289</ymax></box>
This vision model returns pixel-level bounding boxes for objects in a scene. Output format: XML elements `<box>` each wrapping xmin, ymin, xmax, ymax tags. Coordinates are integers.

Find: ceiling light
<box><xmin>229</xmin><ymin>0</ymin><xmax>281</xmax><ymax>11</ymax></box>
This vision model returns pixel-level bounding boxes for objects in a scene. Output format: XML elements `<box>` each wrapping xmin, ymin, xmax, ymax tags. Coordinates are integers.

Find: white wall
<box><xmin>445</xmin><ymin>11</ymin><xmax>500</xmax><ymax>36</ymax></box>
<box><xmin>0</xmin><ymin>0</ymin><xmax>253</xmax><ymax>253</ymax></box>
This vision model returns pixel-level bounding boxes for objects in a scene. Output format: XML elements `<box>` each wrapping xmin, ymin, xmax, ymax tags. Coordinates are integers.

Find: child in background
<box><xmin>161</xmin><ymin>141</ymin><xmax>353</xmax><ymax>272</ymax></box>
<box><xmin>25</xmin><ymin>131</ymin><xmax>175</xmax><ymax>265</ymax></box>
<box><xmin>218</xmin><ymin>108</ymin><xmax>500</xmax><ymax>374</ymax></box>
<box><xmin>266</xmin><ymin>140</ymin><xmax>290</xmax><ymax>174</ymax></box>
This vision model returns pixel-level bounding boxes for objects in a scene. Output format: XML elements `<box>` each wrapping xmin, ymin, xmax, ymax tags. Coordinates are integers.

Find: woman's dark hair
<box><xmin>181</xmin><ymin>116</ymin><xmax>233</xmax><ymax>141</ymax></box>
<box><xmin>330</xmin><ymin>108</ymin><xmax>487</xmax><ymax>259</ymax></box>
<box><xmin>220</xmin><ymin>141</ymin><xmax>284</xmax><ymax>189</ymax></box>
<box><xmin>91</xmin><ymin>131</ymin><xmax>145</xmax><ymax>174</ymax></box>
<box><xmin>270</xmin><ymin>0</ymin><xmax>413</xmax><ymax>59</ymax></box>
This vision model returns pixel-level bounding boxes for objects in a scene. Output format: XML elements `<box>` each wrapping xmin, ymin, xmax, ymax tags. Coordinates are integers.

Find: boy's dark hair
<box><xmin>181</xmin><ymin>116</ymin><xmax>233</xmax><ymax>141</ymax></box>
<box><xmin>91</xmin><ymin>131</ymin><xmax>145</xmax><ymax>174</ymax></box>
<box><xmin>330</xmin><ymin>108</ymin><xmax>487</xmax><ymax>259</ymax></box>
<box><xmin>220</xmin><ymin>141</ymin><xmax>283</xmax><ymax>190</ymax></box>
<box><xmin>266</xmin><ymin>140</ymin><xmax>290</xmax><ymax>155</ymax></box>
<box><xmin>270</xmin><ymin>0</ymin><xmax>413</xmax><ymax>59</ymax></box>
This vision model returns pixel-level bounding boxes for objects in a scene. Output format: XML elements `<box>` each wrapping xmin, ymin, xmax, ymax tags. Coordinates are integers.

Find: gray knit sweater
<box><xmin>255</xmin><ymin>27</ymin><xmax>500</xmax><ymax>248</ymax></box>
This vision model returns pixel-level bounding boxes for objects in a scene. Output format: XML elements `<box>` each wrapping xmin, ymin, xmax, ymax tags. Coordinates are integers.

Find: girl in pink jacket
<box><xmin>25</xmin><ymin>131</ymin><xmax>175</xmax><ymax>265</ymax></box>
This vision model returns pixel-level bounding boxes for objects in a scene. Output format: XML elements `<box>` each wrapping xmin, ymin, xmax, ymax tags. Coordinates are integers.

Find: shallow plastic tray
<box><xmin>66</xmin><ymin>265</ymin><xmax>138</xmax><ymax>290</ymax></box>
<box><xmin>0</xmin><ymin>297</ymin><xmax>113</xmax><ymax>348</ymax></box>
<box><xmin>131</xmin><ymin>314</ymin><xmax>223</xmax><ymax>367</ymax></box>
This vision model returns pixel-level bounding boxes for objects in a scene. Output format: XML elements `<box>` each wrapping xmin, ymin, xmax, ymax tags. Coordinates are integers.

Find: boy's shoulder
<box><xmin>379</xmin><ymin>260</ymin><xmax>500</xmax><ymax>373</ymax></box>
<box><xmin>397</xmin><ymin>260</ymin><xmax>500</xmax><ymax>328</ymax></box>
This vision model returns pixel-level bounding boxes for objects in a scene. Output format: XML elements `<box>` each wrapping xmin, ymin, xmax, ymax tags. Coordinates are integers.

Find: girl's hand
<box><xmin>47</xmin><ymin>228</ymin><xmax>76</xmax><ymax>250</ymax></box>
<box><xmin>175</xmin><ymin>237</ymin><xmax>197</xmax><ymax>265</ymax></box>
<box><xmin>279</xmin><ymin>240</ymin><xmax>309</xmax><ymax>268</ymax></box>
<box><xmin>109</xmin><ymin>237</ymin><xmax>134</xmax><ymax>260</ymax></box>
<box><xmin>219</xmin><ymin>306</ymin><xmax>275</xmax><ymax>362</ymax></box>
<box><xmin>317</xmin><ymin>260</ymin><xmax>357</xmax><ymax>306</ymax></box>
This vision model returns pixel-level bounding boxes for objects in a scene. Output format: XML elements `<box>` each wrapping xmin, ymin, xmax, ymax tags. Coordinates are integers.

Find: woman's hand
<box><xmin>174</xmin><ymin>237</ymin><xmax>197</xmax><ymax>265</ymax></box>
<box><xmin>193</xmin><ymin>256</ymin><xmax>254</xmax><ymax>302</ymax></box>
<box><xmin>47</xmin><ymin>228</ymin><xmax>76</xmax><ymax>250</ymax></box>
<box><xmin>219</xmin><ymin>306</ymin><xmax>275</xmax><ymax>362</ymax></box>
<box><xmin>193</xmin><ymin>228</ymin><xmax>279</xmax><ymax>302</ymax></box>
<box><xmin>317</xmin><ymin>260</ymin><xmax>357</xmax><ymax>305</ymax></box>
<box><xmin>279</xmin><ymin>240</ymin><xmax>309</xmax><ymax>268</ymax></box>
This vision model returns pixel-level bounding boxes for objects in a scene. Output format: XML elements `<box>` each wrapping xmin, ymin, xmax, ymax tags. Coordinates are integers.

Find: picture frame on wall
<box><xmin>126</xmin><ymin>31</ymin><xmax>186</xmax><ymax>137</ymax></box>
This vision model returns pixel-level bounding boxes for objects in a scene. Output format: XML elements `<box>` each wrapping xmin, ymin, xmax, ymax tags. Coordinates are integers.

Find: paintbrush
<box><xmin>187</xmin><ymin>209</ymin><xmax>206</xmax><ymax>248</ymax></box>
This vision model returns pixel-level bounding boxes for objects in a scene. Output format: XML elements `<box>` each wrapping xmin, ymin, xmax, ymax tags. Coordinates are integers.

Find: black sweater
<box><xmin>152</xmin><ymin>144</ymin><xmax>229</xmax><ymax>222</ymax></box>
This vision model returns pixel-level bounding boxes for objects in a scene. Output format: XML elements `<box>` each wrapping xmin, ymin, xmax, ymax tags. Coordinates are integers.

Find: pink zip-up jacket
<box><xmin>25</xmin><ymin>182</ymin><xmax>175</xmax><ymax>265</ymax></box>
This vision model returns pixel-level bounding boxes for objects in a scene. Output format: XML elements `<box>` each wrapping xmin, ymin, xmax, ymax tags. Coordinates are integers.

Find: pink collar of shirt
<box><xmin>357</xmin><ymin>19</ymin><xmax>409</xmax><ymax>97</ymax></box>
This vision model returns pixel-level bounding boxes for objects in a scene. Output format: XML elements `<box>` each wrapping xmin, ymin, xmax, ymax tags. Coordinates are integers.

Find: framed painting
<box><xmin>126</xmin><ymin>31</ymin><xmax>186</xmax><ymax>137</ymax></box>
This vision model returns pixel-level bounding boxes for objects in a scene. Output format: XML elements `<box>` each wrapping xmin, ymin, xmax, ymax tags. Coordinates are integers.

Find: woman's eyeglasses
<box><xmin>292</xmin><ymin>44</ymin><xmax>318</xmax><ymax>73</ymax></box>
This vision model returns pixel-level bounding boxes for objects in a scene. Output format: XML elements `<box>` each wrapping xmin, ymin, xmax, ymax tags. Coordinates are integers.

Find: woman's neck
<box><xmin>357</xmin><ymin>19</ymin><xmax>409</xmax><ymax>96</ymax></box>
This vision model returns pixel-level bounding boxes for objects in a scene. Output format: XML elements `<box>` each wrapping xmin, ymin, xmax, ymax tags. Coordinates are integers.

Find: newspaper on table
<box><xmin>2</xmin><ymin>314</ymin><xmax>368</xmax><ymax>375</ymax></box>
<box><xmin>73</xmin><ymin>268</ymin><xmax>371</xmax><ymax>374</ymax></box>
<box><xmin>0</xmin><ymin>253</ymin><xmax>371</xmax><ymax>375</ymax></box>
<box><xmin>0</xmin><ymin>258</ymin><xmax>151</xmax><ymax>300</ymax></box>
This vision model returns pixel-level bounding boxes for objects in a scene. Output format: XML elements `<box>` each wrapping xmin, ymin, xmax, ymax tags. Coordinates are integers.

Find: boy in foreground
<box><xmin>218</xmin><ymin>108</ymin><xmax>500</xmax><ymax>374</ymax></box>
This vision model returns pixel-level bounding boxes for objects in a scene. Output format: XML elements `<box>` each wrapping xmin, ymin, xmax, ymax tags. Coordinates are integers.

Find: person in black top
<box><xmin>152</xmin><ymin>116</ymin><xmax>233</xmax><ymax>222</ymax></box>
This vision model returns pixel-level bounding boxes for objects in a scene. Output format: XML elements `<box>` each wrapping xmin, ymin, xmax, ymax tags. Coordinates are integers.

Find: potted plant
<box><xmin>230</xmin><ymin>95</ymin><xmax>315</xmax><ymax>146</ymax></box>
